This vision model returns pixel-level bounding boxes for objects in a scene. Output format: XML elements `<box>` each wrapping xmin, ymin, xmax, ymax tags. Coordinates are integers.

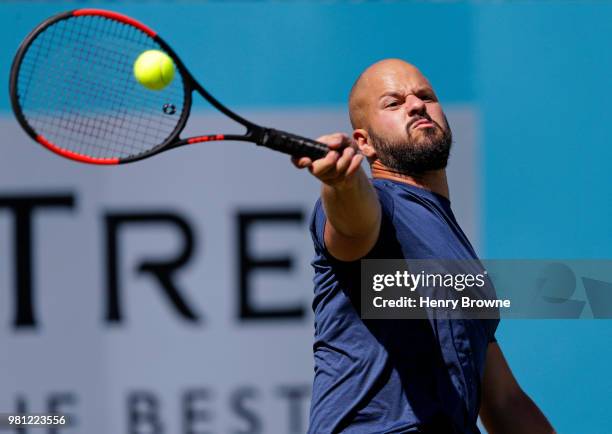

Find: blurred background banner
<box><xmin>0</xmin><ymin>2</ymin><xmax>610</xmax><ymax>433</ymax></box>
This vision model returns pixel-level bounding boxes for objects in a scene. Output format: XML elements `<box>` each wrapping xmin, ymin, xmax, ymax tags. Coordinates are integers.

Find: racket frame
<box><xmin>10</xmin><ymin>8</ymin><xmax>328</xmax><ymax>165</ymax></box>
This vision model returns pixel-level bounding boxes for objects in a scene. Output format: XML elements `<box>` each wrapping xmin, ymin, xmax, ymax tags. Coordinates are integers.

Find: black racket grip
<box><xmin>259</xmin><ymin>128</ymin><xmax>329</xmax><ymax>160</ymax></box>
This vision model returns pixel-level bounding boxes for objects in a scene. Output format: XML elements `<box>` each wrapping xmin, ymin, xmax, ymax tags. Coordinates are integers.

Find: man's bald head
<box><xmin>347</xmin><ymin>59</ymin><xmax>452</xmax><ymax>174</ymax></box>
<box><xmin>348</xmin><ymin>59</ymin><xmax>427</xmax><ymax>129</ymax></box>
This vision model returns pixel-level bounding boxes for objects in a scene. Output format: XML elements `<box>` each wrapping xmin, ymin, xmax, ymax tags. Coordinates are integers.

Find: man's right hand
<box><xmin>292</xmin><ymin>132</ymin><xmax>381</xmax><ymax>262</ymax></box>
<box><xmin>291</xmin><ymin>133</ymin><xmax>364</xmax><ymax>188</ymax></box>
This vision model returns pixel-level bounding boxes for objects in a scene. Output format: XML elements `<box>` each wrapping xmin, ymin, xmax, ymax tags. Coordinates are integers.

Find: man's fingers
<box><xmin>292</xmin><ymin>132</ymin><xmax>361</xmax><ymax>186</ymax></box>
<box><xmin>316</xmin><ymin>132</ymin><xmax>345</xmax><ymax>143</ymax></box>
<box><xmin>345</xmin><ymin>153</ymin><xmax>364</xmax><ymax>176</ymax></box>
<box><xmin>335</xmin><ymin>146</ymin><xmax>355</xmax><ymax>174</ymax></box>
<box><xmin>341</xmin><ymin>135</ymin><xmax>355</xmax><ymax>149</ymax></box>
<box><xmin>316</xmin><ymin>133</ymin><xmax>349</xmax><ymax>150</ymax></box>
<box><xmin>291</xmin><ymin>156</ymin><xmax>312</xmax><ymax>168</ymax></box>
<box><xmin>311</xmin><ymin>150</ymin><xmax>340</xmax><ymax>177</ymax></box>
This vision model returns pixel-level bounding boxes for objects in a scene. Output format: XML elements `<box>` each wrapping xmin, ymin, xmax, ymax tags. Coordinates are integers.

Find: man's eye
<box><xmin>386</xmin><ymin>101</ymin><xmax>399</xmax><ymax>108</ymax></box>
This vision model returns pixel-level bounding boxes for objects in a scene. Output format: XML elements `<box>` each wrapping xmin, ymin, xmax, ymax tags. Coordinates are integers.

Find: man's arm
<box><xmin>480</xmin><ymin>342</ymin><xmax>555</xmax><ymax>434</ymax></box>
<box><xmin>293</xmin><ymin>133</ymin><xmax>381</xmax><ymax>261</ymax></box>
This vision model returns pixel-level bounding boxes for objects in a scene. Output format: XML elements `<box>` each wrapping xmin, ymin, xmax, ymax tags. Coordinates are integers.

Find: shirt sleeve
<box><xmin>308</xmin><ymin>184</ymin><xmax>396</xmax><ymax>261</ymax></box>
<box><xmin>309</xmin><ymin>198</ymin><xmax>327</xmax><ymax>255</ymax></box>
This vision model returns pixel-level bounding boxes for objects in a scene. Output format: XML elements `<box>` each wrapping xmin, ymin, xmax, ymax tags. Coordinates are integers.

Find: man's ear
<box><xmin>353</xmin><ymin>129</ymin><xmax>377</xmax><ymax>159</ymax></box>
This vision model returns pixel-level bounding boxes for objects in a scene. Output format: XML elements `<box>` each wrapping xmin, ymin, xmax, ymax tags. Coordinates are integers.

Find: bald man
<box><xmin>294</xmin><ymin>60</ymin><xmax>554</xmax><ymax>434</ymax></box>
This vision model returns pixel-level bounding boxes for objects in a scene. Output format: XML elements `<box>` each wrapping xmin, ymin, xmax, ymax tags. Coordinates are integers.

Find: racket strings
<box><xmin>16</xmin><ymin>15</ymin><xmax>186</xmax><ymax>160</ymax></box>
<box><xmin>71</xmin><ymin>17</ymin><xmax>183</xmax><ymax>158</ymax></box>
<box><xmin>21</xmin><ymin>20</ymin><xmax>162</xmax><ymax>159</ymax></box>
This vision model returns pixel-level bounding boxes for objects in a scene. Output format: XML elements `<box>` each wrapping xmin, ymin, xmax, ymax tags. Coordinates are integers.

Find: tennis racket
<box><xmin>9</xmin><ymin>9</ymin><xmax>330</xmax><ymax>165</ymax></box>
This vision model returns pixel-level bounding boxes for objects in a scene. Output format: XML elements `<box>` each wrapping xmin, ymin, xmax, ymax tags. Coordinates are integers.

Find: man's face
<box><xmin>359</xmin><ymin>63</ymin><xmax>453</xmax><ymax>174</ymax></box>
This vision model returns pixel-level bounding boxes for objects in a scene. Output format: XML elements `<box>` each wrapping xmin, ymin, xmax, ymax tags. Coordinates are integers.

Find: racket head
<box><xmin>10</xmin><ymin>9</ymin><xmax>193</xmax><ymax>164</ymax></box>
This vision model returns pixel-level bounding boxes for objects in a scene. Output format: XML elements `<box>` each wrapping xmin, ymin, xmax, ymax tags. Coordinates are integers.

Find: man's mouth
<box><xmin>411</xmin><ymin>119</ymin><xmax>435</xmax><ymax>130</ymax></box>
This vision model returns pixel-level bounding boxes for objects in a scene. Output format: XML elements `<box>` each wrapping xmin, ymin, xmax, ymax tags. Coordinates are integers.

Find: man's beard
<box><xmin>368</xmin><ymin>116</ymin><xmax>453</xmax><ymax>175</ymax></box>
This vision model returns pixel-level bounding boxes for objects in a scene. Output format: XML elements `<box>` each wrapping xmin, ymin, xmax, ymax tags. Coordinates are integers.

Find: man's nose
<box><xmin>405</xmin><ymin>95</ymin><xmax>426</xmax><ymax>116</ymax></box>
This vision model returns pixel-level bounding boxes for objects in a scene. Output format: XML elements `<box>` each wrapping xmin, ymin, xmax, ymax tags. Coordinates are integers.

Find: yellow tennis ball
<box><xmin>133</xmin><ymin>50</ymin><xmax>175</xmax><ymax>91</ymax></box>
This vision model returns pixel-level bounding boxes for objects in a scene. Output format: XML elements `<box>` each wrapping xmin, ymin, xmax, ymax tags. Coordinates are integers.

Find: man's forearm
<box><xmin>481</xmin><ymin>389</ymin><xmax>555</xmax><ymax>434</ymax></box>
<box><xmin>321</xmin><ymin>168</ymin><xmax>380</xmax><ymax>238</ymax></box>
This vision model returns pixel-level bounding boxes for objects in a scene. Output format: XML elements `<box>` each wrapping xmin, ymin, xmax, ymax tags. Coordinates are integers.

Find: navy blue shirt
<box><xmin>308</xmin><ymin>179</ymin><xmax>499</xmax><ymax>434</ymax></box>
